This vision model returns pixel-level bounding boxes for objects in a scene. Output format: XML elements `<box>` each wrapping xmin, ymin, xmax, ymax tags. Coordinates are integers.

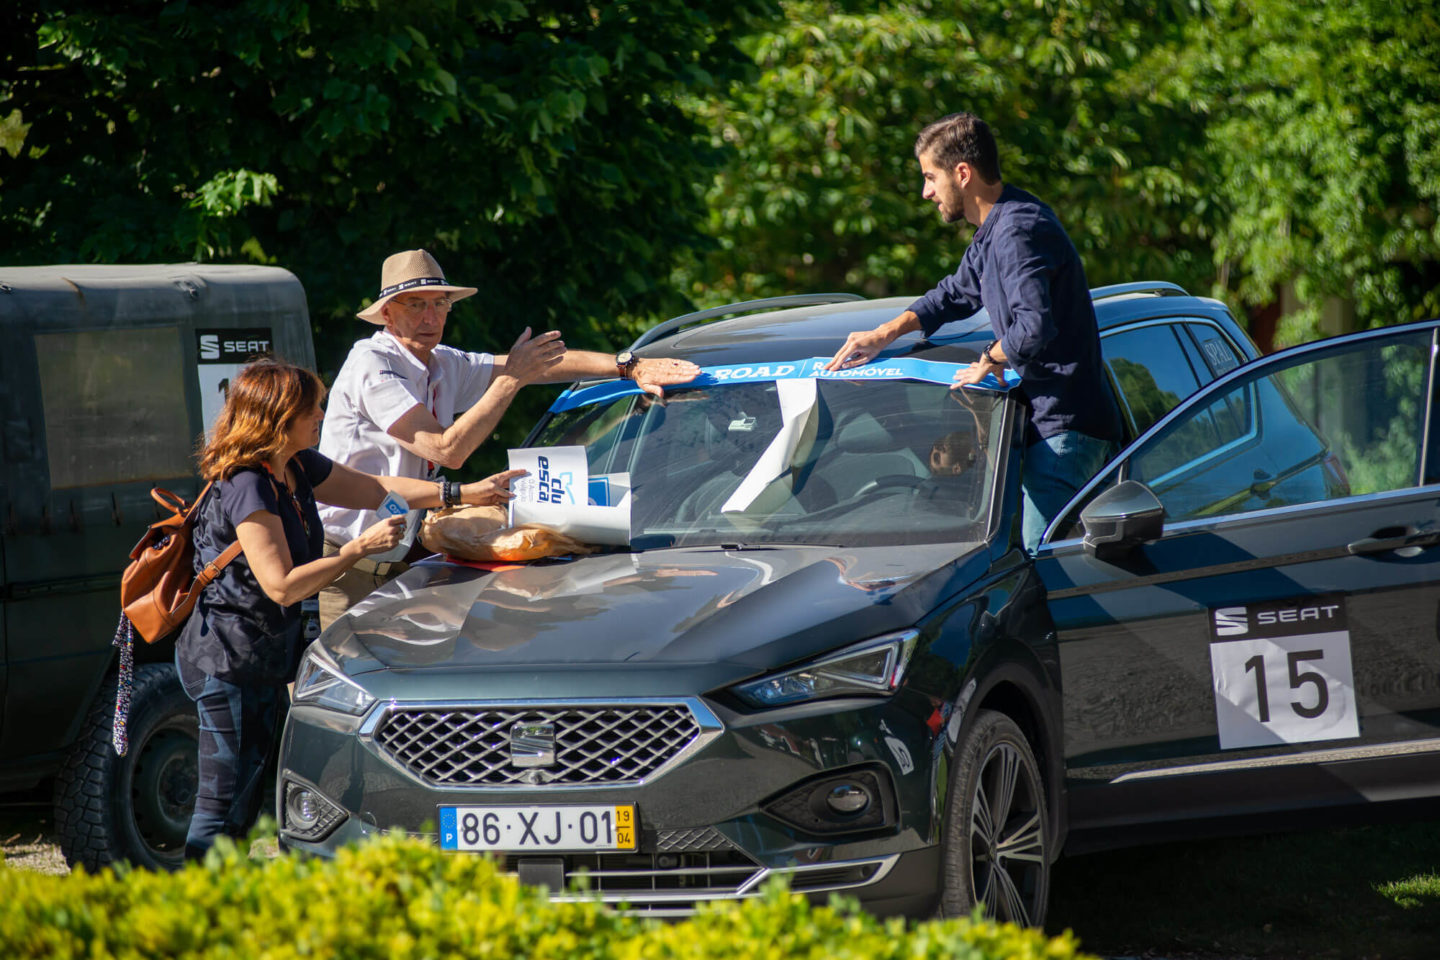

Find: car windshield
<box><xmin>532</xmin><ymin>378</ymin><xmax>1006</xmax><ymax>549</ymax></box>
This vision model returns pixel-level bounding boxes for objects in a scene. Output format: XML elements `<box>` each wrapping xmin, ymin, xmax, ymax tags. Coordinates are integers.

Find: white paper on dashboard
<box><xmin>721</xmin><ymin>378</ymin><xmax>819</xmax><ymax>513</ymax></box>
<box><xmin>506</xmin><ymin>446</ymin><xmax>632</xmax><ymax>545</ymax></box>
<box><xmin>510</xmin><ymin>495</ymin><xmax>632</xmax><ymax>546</ymax></box>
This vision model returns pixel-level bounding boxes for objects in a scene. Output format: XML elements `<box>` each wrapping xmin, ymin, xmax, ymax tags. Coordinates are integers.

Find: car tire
<box><xmin>54</xmin><ymin>663</ymin><xmax>198</xmax><ymax>871</ymax></box>
<box><xmin>937</xmin><ymin>708</ymin><xmax>1051</xmax><ymax>926</ymax></box>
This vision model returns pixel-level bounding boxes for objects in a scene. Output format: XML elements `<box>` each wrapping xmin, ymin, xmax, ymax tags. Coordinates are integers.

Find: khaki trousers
<box><xmin>318</xmin><ymin>540</ymin><xmax>409</xmax><ymax>630</ymax></box>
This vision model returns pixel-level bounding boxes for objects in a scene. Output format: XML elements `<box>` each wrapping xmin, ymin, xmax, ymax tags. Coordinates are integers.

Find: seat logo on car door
<box><xmin>1208</xmin><ymin>596</ymin><xmax>1359</xmax><ymax>750</ymax></box>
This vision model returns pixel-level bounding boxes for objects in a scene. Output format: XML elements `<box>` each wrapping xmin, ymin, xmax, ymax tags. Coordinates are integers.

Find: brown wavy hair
<box><xmin>199</xmin><ymin>359</ymin><xmax>325</xmax><ymax>481</ymax></box>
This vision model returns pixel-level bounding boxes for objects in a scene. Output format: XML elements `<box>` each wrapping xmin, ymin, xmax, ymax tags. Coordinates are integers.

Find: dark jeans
<box><xmin>182</xmin><ymin>671</ymin><xmax>280</xmax><ymax>860</ymax></box>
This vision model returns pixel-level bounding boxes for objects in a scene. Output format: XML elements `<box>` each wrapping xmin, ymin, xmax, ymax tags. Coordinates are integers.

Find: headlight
<box><xmin>731</xmin><ymin>630</ymin><xmax>919</xmax><ymax>708</ymax></box>
<box><xmin>293</xmin><ymin>646</ymin><xmax>376</xmax><ymax>715</ymax></box>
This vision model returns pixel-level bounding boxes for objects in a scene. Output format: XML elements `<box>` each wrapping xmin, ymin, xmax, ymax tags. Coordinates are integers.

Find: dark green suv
<box><xmin>283</xmin><ymin>284</ymin><xmax>1374</xmax><ymax>924</ymax></box>
<box><xmin>0</xmin><ymin>264</ymin><xmax>315</xmax><ymax>870</ymax></box>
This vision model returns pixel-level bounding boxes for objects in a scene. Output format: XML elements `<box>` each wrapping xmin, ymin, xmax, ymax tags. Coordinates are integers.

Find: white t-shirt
<box><xmin>318</xmin><ymin>330</ymin><xmax>495</xmax><ymax>545</ymax></box>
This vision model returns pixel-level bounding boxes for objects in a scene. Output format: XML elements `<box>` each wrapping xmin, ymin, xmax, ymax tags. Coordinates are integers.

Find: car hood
<box><xmin>322</xmin><ymin>542</ymin><xmax>985</xmax><ymax>687</ymax></box>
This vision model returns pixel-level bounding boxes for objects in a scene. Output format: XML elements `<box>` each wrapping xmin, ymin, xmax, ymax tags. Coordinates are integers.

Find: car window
<box><xmin>1128</xmin><ymin>329</ymin><xmax>1431</xmax><ymax>522</ymax></box>
<box><xmin>1176</xmin><ymin>326</ymin><xmax>1249</xmax><ymax>441</ymax></box>
<box><xmin>1184</xmin><ymin>323</ymin><xmax>1242</xmax><ymax>377</ymax></box>
<box><xmin>533</xmin><ymin>380</ymin><xmax>1007</xmax><ymax>549</ymax></box>
<box><xmin>1102</xmin><ymin>324</ymin><xmax>1209</xmax><ymax>437</ymax></box>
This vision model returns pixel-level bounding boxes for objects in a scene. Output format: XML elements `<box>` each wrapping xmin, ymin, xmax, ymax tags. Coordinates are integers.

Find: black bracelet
<box><xmin>440</xmin><ymin>479</ymin><xmax>460</xmax><ymax>507</ymax></box>
<box><xmin>983</xmin><ymin>340</ymin><xmax>999</xmax><ymax>365</ymax></box>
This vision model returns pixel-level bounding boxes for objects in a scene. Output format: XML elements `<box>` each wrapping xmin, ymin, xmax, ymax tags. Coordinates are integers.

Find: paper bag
<box><xmin>422</xmin><ymin>506</ymin><xmax>598</xmax><ymax>562</ymax></box>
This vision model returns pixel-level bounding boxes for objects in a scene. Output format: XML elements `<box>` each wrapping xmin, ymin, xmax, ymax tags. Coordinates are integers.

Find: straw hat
<box><xmin>357</xmin><ymin>249</ymin><xmax>478</xmax><ymax>324</ymax></box>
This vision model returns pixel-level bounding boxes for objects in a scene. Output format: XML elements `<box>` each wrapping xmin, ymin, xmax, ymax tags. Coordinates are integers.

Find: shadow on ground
<box><xmin>1048</xmin><ymin>818</ymin><xmax>1440</xmax><ymax>960</ymax></box>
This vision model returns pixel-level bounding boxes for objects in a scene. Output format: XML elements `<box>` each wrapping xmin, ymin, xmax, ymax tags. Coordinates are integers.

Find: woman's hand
<box><xmin>345</xmin><ymin>515</ymin><xmax>406</xmax><ymax>558</ymax></box>
<box><xmin>461</xmin><ymin>468</ymin><xmax>527</xmax><ymax>506</ymax></box>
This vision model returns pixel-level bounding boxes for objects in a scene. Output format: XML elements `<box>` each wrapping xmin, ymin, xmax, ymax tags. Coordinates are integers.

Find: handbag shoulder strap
<box><xmin>189</xmin><ymin>477</ymin><xmax>242</xmax><ymax>588</ymax></box>
<box><xmin>194</xmin><ymin>539</ymin><xmax>244</xmax><ymax>590</ymax></box>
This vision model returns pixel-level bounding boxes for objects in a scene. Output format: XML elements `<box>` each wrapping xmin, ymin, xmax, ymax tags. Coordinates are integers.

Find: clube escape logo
<box><xmin>534</xmin><ymin>455</ymin><xmax>575</xmax><ymax>505</ymax></box>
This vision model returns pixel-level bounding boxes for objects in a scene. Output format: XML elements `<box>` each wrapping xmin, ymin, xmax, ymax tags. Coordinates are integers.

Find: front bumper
<box><xmin>277</xmin><ymin>691</ymin><xmax>945</xmax><ymax>916</ymax></box>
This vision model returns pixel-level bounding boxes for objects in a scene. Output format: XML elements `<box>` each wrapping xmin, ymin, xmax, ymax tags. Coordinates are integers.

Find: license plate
<box><xmin>438</xmin><ymin>804</ymin><xmax>637</xmax><ymax>852</ymax></box>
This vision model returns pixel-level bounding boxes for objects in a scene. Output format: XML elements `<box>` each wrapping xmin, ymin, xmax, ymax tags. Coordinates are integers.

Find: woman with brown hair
<box><xmin>178</xmin><ymin>358</ymin><xmax>522</xmax><ymax>859</ymax></box>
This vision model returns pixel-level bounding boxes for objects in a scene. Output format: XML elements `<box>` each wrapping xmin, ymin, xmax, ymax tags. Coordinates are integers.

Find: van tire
<box><xmin>54</xmin><ymin>664</ymin><xmax>198</xmax><ymax>871</ymax></box>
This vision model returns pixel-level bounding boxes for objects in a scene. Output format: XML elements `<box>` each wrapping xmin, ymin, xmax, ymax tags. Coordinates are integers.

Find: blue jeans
<box><xmin>1021</xmin><ymin>431</ymin><xmax>1114</xmax><ymax>553</ymax></box>
<box><xmin>182</xmin><ymin>672</ymin><xmax>280</xmax><ymax>860</ymax></box>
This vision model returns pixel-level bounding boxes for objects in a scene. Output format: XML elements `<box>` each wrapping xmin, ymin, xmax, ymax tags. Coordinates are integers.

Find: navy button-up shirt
<box><xmin>908</xmin><ymin>185</ymin><xmax>1122</xmax><ymax>444</ymax></box>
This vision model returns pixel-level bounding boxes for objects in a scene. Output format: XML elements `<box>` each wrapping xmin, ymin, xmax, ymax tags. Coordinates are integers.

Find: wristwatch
<box><xmin>615</xmin><ymin>350</ymin><xmax>638</xmax><ymax>380</ymax></box>
<box><xmin>982</xmin><ymin>340</ymin><xmax>1000</xmax><ymax>365</ymax></box>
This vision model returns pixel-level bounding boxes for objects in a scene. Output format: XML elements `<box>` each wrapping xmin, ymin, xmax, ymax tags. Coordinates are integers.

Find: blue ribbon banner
<box><xmin>549</xmin><ymin>356</ymin><xmax>1020</xmax><ymax>413</ymax></box>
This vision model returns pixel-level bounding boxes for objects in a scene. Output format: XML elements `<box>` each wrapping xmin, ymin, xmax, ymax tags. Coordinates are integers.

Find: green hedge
<box><xmin>0</xmin><ymin>833</ymin><xmax>1092</xmax><ymax>959</ymax></box>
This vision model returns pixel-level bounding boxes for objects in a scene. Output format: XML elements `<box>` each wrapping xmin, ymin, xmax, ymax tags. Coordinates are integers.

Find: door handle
<box><xmin>1347</xmin><ymin>529</ymin><xmax>1440</xmax><ymax>556</ymax></box>
<box><xmin>1249</xmin><ymin>468</ymin><xmax>1275</xmax><ymax>498</ymax></box>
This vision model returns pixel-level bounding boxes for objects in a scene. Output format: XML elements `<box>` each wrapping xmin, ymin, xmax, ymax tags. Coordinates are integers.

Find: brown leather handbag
<box><xmin>120</xmin><ymin>483</ymin><xmax>243</xmax><ymax>643</ymax></box>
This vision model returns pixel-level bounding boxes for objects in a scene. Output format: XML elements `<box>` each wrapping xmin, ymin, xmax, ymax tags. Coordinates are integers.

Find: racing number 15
<box><xmin>1210</xmin><ymin>632</ymin><xmax>1358</xmax><ymax>750</ymax></box>
<box><xmin>1242</xmin><ymin>649</ymin><xmax>1328</xmax><ymax>722</ymax></box>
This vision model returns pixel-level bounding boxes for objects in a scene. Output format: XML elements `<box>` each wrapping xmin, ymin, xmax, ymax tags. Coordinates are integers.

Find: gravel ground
<box><xmin>0</xmin><ymin>786</ymin><xmax>69</xmax><ymax>876</ymax></box>
<box><xmin>0</xmin><ymin>783</ymin><xmax>278</xmax><ymax>876</ymax></box>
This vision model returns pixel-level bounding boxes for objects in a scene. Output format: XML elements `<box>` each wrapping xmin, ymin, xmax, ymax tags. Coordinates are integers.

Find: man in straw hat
<box><xmin>315</xmin><ymin>248</ymin><xmax>699</xmax><ymax>627</ymax></box>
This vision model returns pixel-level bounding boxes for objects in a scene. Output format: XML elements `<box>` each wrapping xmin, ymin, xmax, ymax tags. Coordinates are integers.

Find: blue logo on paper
<box><xmin>535</xmin><ymin>456</ymin><xmax>576</xmax><ymax>505</ymax></box>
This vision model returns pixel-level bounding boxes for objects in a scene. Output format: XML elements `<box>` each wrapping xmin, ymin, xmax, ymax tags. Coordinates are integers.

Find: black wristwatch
<box><xmin>615</xmin><ymin>350</ymin><xmax>638</xmax><ymax>380</ymax></box>
<box><xmin>982</xmin><ymin>340</ymin><xmax>1000</xmax><ymax>365</ymax></box>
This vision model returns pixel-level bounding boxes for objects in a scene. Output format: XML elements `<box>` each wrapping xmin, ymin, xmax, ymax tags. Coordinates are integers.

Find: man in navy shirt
<box><xmin>827</xmin><ymin>112</ymin><xmax>1121</xmax><ymax>552</ymax></box>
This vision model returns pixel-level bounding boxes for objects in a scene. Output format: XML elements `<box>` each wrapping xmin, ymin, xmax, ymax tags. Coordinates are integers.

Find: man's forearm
<box><xmin>882</xmin><ymin>311</ymin><xmax>924</xmax><ymax>341</ymax></box>
<box><xmin>540</xmin><ymin>350</ymin><xmax>616</xmax><ymax>383</ymax></box>
<box><xmin>434</xmin><ymin>375</ymin><xmax>523</xmax><ymax>466</ymax></box>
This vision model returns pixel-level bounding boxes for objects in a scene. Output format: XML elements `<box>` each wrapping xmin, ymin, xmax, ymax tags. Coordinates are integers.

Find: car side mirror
<box><xmin>1080</xmin><ymin>480</ymin><xmax>1166</xmax><ymax>559</ymax></box>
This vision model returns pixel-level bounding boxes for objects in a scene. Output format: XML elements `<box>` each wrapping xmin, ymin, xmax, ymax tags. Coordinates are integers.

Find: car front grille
<box><xmin>446</xmin><ymin>825</ymin><xmax>893</xmax><ymax>915</ymax></box>
<box><xmin>553</xmin><ymin>849</ymin><xmax>762</xmax><ymax>903</ymax></box>
<box><xmin>372</xmin><ymin>703</ymin><xmax>704</xmax><ymax>787</ymax></box>
<box><xmin>537</xmin><ymin>841</ymin><xmax>896</xmax><ymax>915</ymax></box>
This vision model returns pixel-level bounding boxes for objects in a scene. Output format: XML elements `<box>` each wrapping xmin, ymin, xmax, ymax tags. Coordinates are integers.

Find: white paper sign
<box><xmin>721</xmin><ymin>378</ymin><xmax>819</xmax><ymax>514</ymax></box>
<box><xmin>506</xmin><ymin>446</ymin><xmax>631</xmax><ymax>546</ymax></box>
<box><xmin>1208</xmin><ymin>598</ymin><xmax>1359</xmax><ymax>750</ymax></box>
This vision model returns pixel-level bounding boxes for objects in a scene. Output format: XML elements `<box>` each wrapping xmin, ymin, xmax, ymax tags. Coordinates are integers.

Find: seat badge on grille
<box><xmin>510</xmin><ymin>722</ymin><xmax>557</xmax><ymax>768</ymax></box>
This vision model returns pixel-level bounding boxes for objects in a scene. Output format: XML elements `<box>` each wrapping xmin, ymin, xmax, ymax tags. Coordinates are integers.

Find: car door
<box><xmin>1035</xmin><ymin>321</ymin><xmax>1440</xmax><ymax>834</ymax></box>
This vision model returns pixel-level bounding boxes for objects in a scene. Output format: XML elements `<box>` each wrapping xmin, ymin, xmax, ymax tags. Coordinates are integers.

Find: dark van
<box><xmin>0</xmin><ymin>264</ymin><xmax>315</xmax><ymax>869</ymax></box>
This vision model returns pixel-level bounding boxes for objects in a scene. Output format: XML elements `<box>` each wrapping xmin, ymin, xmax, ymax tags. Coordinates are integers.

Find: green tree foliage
<box><xmin>683</xmin><ymin>0</ymin><xmax>1439</xmax><ymax>349</ymax></box>
<box><xmin>678</xmin><ymin>0</ymin><xmax>1212</xmax><ymax>307</ymax></box>
<box><xmin>0</xmin><ymin>0</ymin><xmax>770</xmax><ymax>379</ymax></box>
<box><xmin>1154</xmin><ymin>0</ymin><xmax>1440</xmax><ymax>344</ymax></box>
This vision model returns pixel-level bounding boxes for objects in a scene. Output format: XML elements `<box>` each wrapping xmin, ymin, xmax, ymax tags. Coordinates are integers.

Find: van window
<box><xmin>34</xmin><ymin>328</ymin><xmax>192</xmax><ymax>488</ymax></box>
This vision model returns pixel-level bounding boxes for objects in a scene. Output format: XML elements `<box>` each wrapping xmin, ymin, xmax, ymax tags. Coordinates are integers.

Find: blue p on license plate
<box><xmin>439</xmin><ymin>804</ymin><xmax>637</xmax><ymax>852</ymax></box>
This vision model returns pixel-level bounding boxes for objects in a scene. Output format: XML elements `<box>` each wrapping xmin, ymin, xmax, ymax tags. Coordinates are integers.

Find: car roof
<box><xmin>635</xmin><ymin>286</ymin><xmax>1250</xmax><ymax>368</ymax></box>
